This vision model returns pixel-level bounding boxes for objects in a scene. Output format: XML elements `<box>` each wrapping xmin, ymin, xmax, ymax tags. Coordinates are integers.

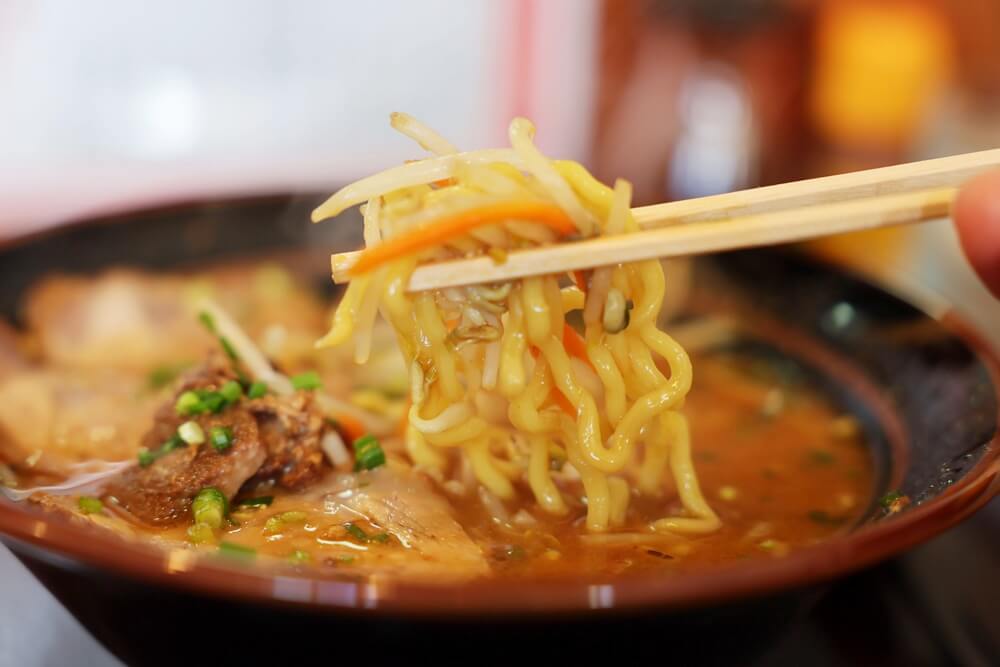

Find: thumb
<box><xmin>954</xmin><ymin>170</ymin><xmax>1000</xmax><ymax>299</ymax></box>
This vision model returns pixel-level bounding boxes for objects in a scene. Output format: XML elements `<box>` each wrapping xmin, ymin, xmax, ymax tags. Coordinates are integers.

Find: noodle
<box><xmin>315</xmin><ymin>113</ymin><xmax>718</xmax><ymax>535</ymax></box>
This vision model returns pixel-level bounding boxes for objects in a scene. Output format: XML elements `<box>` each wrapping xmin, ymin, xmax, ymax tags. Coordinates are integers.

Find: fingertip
<box><xmin>954</xmin><ymin>170</ymin><xmax>1000</xmax><ymax>298</ymax></box>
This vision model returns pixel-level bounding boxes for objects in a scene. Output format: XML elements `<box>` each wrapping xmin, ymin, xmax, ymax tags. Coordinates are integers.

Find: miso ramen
<box><xmin>0</xmin><ymin>114</ymin><xmax>876</xmax><ymax>580</ymax></box>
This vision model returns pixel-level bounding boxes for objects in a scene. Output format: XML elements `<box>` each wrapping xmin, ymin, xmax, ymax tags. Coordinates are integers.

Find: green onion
<box><xmin>337</xmin><ymin>555</ymin><xmax>356</xmax><ymax>564</ymax></box>
<box><xmin>138</xmin><ymin>434</ymin><xmax>185</xmax><ymax>467</ymax></box>
<box><xmin>236</xmin><ymin>496</ymin><xmax>273</xmax><ymax>508</ymax></box>
<box><xmin>218</xmin><ymin>541</ymin><xmax>256</xmax><ymax>560</ymax></box>
<box><xmin>175</xmin><ymin>390</ymin><xmax>202</xmax><ymax>415</ymax></box>
<box><xmin>353</xmin><ymin>434</ymin><xmax>386</xmax><ymax>471</ymax></box>
<box><xmin>265</xmin><ymin>511</ymin><xmax>308</xmax><ymax>534</ymax></box>
<box><xmin>187</xmin><ymin>522</ymin><xmax>215</xmax><ymax>544</ymax></box>
<box><xmin>148</xmin><ymin>363</ymin><xmax>190</xmax><ymax>391</ymax></box>
<box><xmin>177</xmin><ymin>420</ymin><xmax>205</xmax><ymax>445</ymax></box>
<box><xmin>879</xmin><ymin>490</ymin><xmax>906</xmax><ymax>509</ymax></box>
<box><xmin>290</xmin><ymin>370</ymin><xmax>322</xmax><ymax>391</ymax></box>
<box><xmin>197</xmin><ymin>311</ymin><xmax>247</xmax><ymax>382</ymax></box>
<box><xmin>344</xmin><ymin>522</ymin><xmax>369</xmax><ymax>542</ymax></box>
<box><xmin>198</xmin><ymin>311</ymin><xmax>216</xmax><ymax>332</ymax></box>
<box><xmin>219</xmin><ymin>380</ymin><xmax>243</xmax><ymax>403</ymax></box>
<box><xmin>192</xmin><ymin>487</ymin><xmax>228</xmax><ymax>530</ymax></box>
<box><xmin>209</xmin><ymin>426</ymin><xmax>234</xmax><ymax>452</ymax></box>
<box><xmin>200</xmin><ymin>391</ymin><xmax>226</xmax><ymax>414</ymax></box>
<box><xmin>247</xmin><ymin>381</ymin><xmax>268</xmax><ymax>399</ymax></box>
<box><xmin>341</xmin><ymin>522</ymin><xmax>390</xmax><ymax>545</ymax></box>
<box><xmin>289</xmin><ymin>550</ymin><xmax>310</xmax><ymax>564</ymax></box>
<box><xmin>77</xmin><ymin>496</ymin><xmax>104</xmax><ymax>514</ymax></box>
<box><xmin>219</xmin><ymin>337</ymin><xmax>239</xmax><ymax>362</ymax></box>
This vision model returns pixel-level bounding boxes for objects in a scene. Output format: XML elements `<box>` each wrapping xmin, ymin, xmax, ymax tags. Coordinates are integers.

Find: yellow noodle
<box><xmin>528</xmin><ymin>434</ymin><xmax>569</xmax><ymax>515</ymax></box>
<box><xmin>316</xmin><ymin>114</ymin><xmax>717</xmax><ymax>536</ymax></box>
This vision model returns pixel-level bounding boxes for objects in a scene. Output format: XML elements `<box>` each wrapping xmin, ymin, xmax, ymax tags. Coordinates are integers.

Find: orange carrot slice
<box><xmin>529</xmin><ymin>324</ymin><xmax>594</xmax><ymax>371</ymax></box>
<box><xmin>349</xmin><ymin>202</ymin><xmax>577</xmax><ymax>276</ymax></box>
<box><xmin>333</xmin><ymin>413</ymin><xmax>367</xmax><ymax>444</ymax></box>
<box><xmin>562</xmin><ymin>323</ymin><xmax>592</xmax><ymax>369</ymax></box>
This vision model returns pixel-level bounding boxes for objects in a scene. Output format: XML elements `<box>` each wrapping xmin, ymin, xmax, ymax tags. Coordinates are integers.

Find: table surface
<box><xmin>2</xmin><ymin>499</ymin><xmax>997</xmax><ymax>667</ymax></box>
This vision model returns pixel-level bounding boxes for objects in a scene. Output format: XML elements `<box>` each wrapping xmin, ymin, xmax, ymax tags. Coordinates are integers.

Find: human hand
<box><xmin>955</xmin><ymin>171</ymin><xmax>1000</xmax><ymax>298</ymax></box>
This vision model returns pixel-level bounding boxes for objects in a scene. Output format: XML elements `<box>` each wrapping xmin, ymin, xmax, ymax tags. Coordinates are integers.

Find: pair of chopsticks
<box><xmin>331</xmin><ymin>148</ymin><xmax>1000</xmax><ymax>292</ymax></box>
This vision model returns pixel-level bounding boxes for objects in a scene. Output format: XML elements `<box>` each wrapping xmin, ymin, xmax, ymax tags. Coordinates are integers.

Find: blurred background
<box><xmin>3</xmin><ymin>0</ymin><xmax>1000</xmax><ymax>335</ymax></box>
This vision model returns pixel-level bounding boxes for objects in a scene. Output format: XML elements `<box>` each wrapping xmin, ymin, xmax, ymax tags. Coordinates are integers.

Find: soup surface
<box><xmin>0</xmin><ymin>264</ymin><xmax>874</xmax><ymax>580</ymax></box>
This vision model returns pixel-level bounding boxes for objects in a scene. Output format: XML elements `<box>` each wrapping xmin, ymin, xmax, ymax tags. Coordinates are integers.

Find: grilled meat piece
<box><xmin>245</xmin><ymin>392</ymin><xmax>327</xmax><ymax>490</ymax></box>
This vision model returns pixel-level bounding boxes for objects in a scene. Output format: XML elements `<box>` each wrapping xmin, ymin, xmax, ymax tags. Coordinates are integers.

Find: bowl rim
<box><xmin>0</xmin><ymin>197</ymin><xmax>998</xmax><ymax>617</ymax></box>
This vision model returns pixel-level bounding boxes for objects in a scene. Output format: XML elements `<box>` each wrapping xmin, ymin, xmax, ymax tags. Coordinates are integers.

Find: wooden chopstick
<box><xmin>630</xmin><ymin>147</ymin><xmax>1000</xmax><ymax>228</ymax></box>
<box><xmin>330</xmin><ymin>148</ymin><xmax>1000</xmax><ymax>291</ymax></box>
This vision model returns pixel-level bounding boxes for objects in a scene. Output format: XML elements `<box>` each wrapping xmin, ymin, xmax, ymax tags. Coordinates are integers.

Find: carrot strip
<box><xmin>572</xmin><ymin>270</ymin><xmax>588</xmax><ymax>294</ymax></box>
<box><xmin>349</xmin><ymin>202</ymin><xmax>577</xmax><ymax>276</ymax></box>
<box><xmin>529</xmin><ymin>324</ymin><xmax>594</xmax><ymax>371</ymax></box>
<box><xmin>397</xmin><ymin>398</ymin><xmax>412</xmax><ymax>436</ymax></box>
<box><xmin>552</xmin><ymin>389</ymin><xmax>577</xmax><ymax>416</ymax></box>
<box><xmin>334</xmin><ymin>413</ymin><xmax>367</xmax><ymax>443</ymax></box>
<box><xmin>562</xmin><ymin>323</ymin><xmax>592</xmax><ymax>369</ymax></box>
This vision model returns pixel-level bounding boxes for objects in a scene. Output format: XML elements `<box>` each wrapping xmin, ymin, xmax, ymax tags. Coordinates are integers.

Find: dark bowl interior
<box><xmin>0</xmin><ymin>194</ymin><xmax>997</xmax><ymax>665</ymax></box>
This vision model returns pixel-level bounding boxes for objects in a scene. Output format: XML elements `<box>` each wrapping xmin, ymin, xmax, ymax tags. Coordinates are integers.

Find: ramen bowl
<box><xmin>0</xmin><ymin>195</ymin><xmax>997</xmax><ymax>666</ymax></box>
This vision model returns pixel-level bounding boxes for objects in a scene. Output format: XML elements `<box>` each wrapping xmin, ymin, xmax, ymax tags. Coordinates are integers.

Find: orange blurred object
<box><xmin>808</xmin><ymin>0</ymin><xmax>954</xmax><ymax>274</ymax></box>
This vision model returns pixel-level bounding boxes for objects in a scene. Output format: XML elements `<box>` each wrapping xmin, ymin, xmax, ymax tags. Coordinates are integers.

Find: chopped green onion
<box><xmin>219</xmin><ymin>380</ymin><xmax>243</xmax><ymax>403</ymax></box>
<box><xmin>344</xmin><ymin>522</ymin><xmax>369</xmax><ymax>542</ymax></box>
<box><xmin>175</xmin><ymin>390</ymin><xmax>202</xmax><ymax>415</ymax></box>
<box><xmin>148</xmin><ymin>363</ymin><xmax>189</xmax><ymax>391</ymax></box>
<box><xmin>197</xmin><ymin>311</ymin><xmax>246</xmax><ymax>382</ymax></box>
<box><xmin>198</xmin><ymin>311</ymin><xmax>216</xmax><ymax>332</ymax></box>
<box><xmin>192</xmin><ymin>487</ymin><xmax>228</xmax><ymax>530</ymax></box>
<box><xmin>177</xmin><ymin>420</ymin><xmax>205</xmax><ymax>445</ymax></box>
<box><xmin>219</xmin><ymin>336</ymin><xmax>239</xmax><ymax>362</ymax></box>
<box><xmin>879</xmin><ymin>490</ymin><xmax>910</xmax><ymax>513</ymax></box>
<box><xmin>336</xmin><ymin>555</ymin><xmax>356</xmax><ymax>565</ymax></box>
<box><xmin>289</xmin><ymin>550</ymin><xmax>310</xmax><ymax>564</ymax></box>
<box><xmin>209</xmin><ymin>426</ymin><xmax>234</xmax><ymax>452</ymax></box>
<box><xmin>236</xmin><ymin>496</ymin><xmax>273</xmax><ymax>508</ymax></box>
<box><xmin>218</xmin><ymin>541</ymin><xmax>256</xmax><ymax>560</ymax></box>
<box><xmin>265</xmin><ymin>511</ymin><xmax>308</xmax><ymax>534</ymax></box>
<box><xmin>879</xmin><ymin>490</ymin><xmax>903</xmax><ymax>508</ymax></box>
<box><xmin>290</xmin><ymin>370</ymin><xmax>322</xmax><ymax>391</ymax></box>
<box><xmin>77</xmin><ymin>496</ymin><xmax>104</xmax><ymax>514</ymax></box>
<box><xmin>200</xmin><ymin>391</ymin><xmax>226</xmax><ymax>414</ymax></box>
<box><xmin>247</xmin><ymin>381</ymin><xmax>268</xmax><ymax>399</ymax></box>
<box><xmin>138</xmin><ymin>434</ymin><xmax>185</xmax><ymax>467</ymax></box>
<box><xmin>353</xmin><ymin>434</ymin><xmax>386</xmax><ymax>471</ymax></box>
<box><xmin>341</xmin><ymin>522</ymin><xmax>390</xmax><ymax>545</ymax></box>
<box><xmin>187</xmin><ymin>522</ymin><xmax>215</xmax><ymax>544</ymax></box>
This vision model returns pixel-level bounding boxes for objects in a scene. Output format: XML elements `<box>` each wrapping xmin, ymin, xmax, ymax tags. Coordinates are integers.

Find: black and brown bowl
<box><xmin>0</xmin><ymin>195</ymin><xmax>997</xmax><ymax>666</ymax></box>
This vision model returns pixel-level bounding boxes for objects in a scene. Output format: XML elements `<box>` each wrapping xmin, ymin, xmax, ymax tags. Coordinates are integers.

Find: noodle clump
<box><xmin>314</xmin><ymin>114</ymin><xmax>718</xmax><ymax>534</ymax></box>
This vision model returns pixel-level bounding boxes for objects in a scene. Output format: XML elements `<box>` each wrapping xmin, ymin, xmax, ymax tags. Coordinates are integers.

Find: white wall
<box><xmin>0</xmin><ymin>0</ymin><xmax>598</xmax><ymax>233</ymax></box>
